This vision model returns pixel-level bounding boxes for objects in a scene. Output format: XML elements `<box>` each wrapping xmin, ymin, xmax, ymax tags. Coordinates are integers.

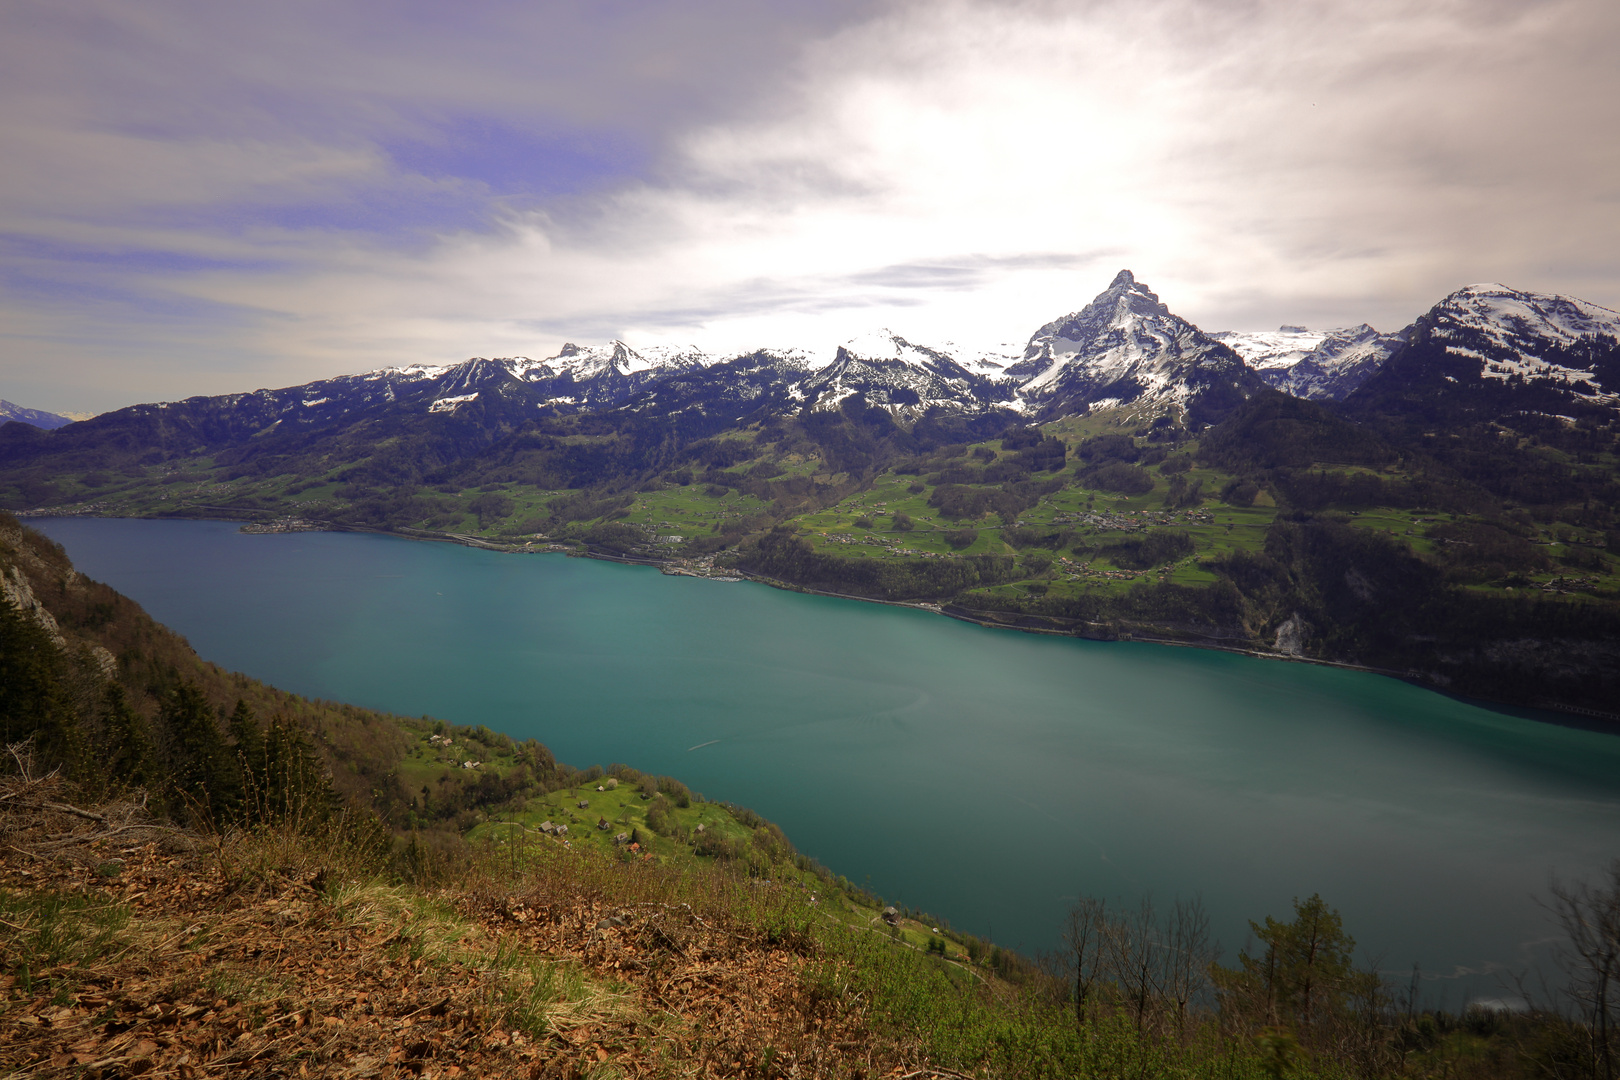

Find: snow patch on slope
<box><xmin>1212</xmin><ymin>328</ymin><xmax>1328</xmax><ymax>371</ymax></box>
<box><xmin>1428</xmin><ymin>283</ymin><xmax>1620</xmax><ymax>388</ymax></box>
<box><xmin>934</xmin><ymin>340</ymin><xmax>1021</xmax><ymax>375</ymax></box>
<box><xmin>1213</xmin><ymin>324</ymin><xmax>1404</xmax><ymax>400</ymax></box>
<box><xmin>428</xmin><ymin>393</ymin><xmax>479</xmax><ymax>414</ymax></box>
<box><xmin>365</xmin><ymin>362</ymin><xmax>456</xmax><ymax>381</ymax></box>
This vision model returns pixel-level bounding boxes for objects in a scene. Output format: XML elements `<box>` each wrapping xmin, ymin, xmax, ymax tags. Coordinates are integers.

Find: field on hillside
<box><xmin>13</xmin><ymin>396</ymin><xmax>1620</xmax><ymax>714</ymax></box>
<box><xmin>25</xmin><ymin>405</ymin><xmax>1617</xmax><ymax>609</ymax></box>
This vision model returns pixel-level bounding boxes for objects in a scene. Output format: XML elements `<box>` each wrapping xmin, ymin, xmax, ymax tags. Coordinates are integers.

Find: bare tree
<box><xmin>1163</xmin><ymin>896</ymin><xmax>1218</xmax><ymax>1036</ymax></box>
<box><xmin>1063</xmin><ymin>894</ymin><xmax>1109</xmax><ymax>1026</ymax></box>
<box><xmin>1061</xmin><ymin>891</ymin><xmax>1216</xmax><ymax>1040</ymax></box>
<box><xmin>1107</xmin><ymin>895</ymin><xmax>1163</xmax><ymax>1034</ymax></box>
<box><xmin>1550</xmin><ymin>859</ymin><xmax>1620</xmax><ymax>1080</ymax></box>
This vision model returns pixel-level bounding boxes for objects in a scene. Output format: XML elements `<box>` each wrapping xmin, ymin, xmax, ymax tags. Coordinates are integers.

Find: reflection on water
<box><xmin>33</xmin><ymin>516</ymin><xmax>1620</xmax><ymax>1004</ymax></box>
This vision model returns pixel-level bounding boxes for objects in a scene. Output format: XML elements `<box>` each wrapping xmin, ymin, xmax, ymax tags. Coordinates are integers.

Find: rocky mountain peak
<box><xmin>1000</xmin><ymin>272</ymin><xmax>1258</xmax><ymax>422</ymax></box>
<box><xmin>1019</xmin><ymin>270</ymin><xmax>1173</xmax><ymax>364</ymax></box>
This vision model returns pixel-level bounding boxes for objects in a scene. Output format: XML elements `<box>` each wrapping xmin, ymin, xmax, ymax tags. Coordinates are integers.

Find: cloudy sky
<box><xmin>4</xmin><ymin>0</ymin><xmax>1618</xmax><ymax>414</ymax></box>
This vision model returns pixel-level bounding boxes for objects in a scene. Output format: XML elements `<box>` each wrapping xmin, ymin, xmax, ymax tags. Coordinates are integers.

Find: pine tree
<box><xmin>1213</xmin><ymin>893</ymin><xmax>1371</xmax><ymax>1045</ymax></box>
<box><xmin>226</xmin><ymin>698</ymin><xmax>268</xmax><ymax>822</ymax></box>
<box><xmin>0</xmin><ymin>594</ymin><xmax>87</xmax><ymax>775</ymax></box>
<box><xmin>261</xmin><ymin>715</ymin><xmax>333</xmax><ymax>826</ymax></box>
<box><xmin>160</xmin><ymin>680</ymin><xmax>235</xmax><ymax>823</ymax></box>
<box><xmin>101</xmin><ymin>683</ymin><xmax>154</xmax><ymax>790</ymax></box>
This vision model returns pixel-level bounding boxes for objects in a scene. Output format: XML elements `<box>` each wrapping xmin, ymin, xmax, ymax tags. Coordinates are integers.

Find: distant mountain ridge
<box><xmin>0</xmin><ymin>400</ymin><xmax>75</xmax><ymax>430</ymax></box>
<box><xmin>1212</xmin><ymin>324</ymin><xmax>1407</xmax><ymax>401</ymax></box>
<box><xmin>1347</xmin><ymin>282</ymin><xmax>1620</xmax><ymax>426</ymax></box>
<box><xmin>5</xmin><ymin>272</ymin><xmax>1619</xmax><ymax>504</ymax></box>
<box><xmin>7</xmin><ymin>275</ymin><xmax>1619</xmax><ymax>455</ymax></box>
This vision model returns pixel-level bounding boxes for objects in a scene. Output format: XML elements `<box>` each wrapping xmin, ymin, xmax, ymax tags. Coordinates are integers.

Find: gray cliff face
<box><xmin>1</xmin><ymin>564</ymin><xmax>65</xmax><ymax>646</ymax></box>
<box><xmin>1273</xmin><ymin>612</ymin><xmax>1312</xmax><ymax>656</ymax></box>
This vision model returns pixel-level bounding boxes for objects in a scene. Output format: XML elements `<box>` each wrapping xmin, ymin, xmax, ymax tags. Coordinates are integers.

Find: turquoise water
<box><xmin>32</xmin><ymin>516</ymin><xmax>1620</xmax><ymax>1004</ymax></box>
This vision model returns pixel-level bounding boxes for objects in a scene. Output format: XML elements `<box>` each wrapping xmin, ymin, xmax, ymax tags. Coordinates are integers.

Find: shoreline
<box><xmin>23</xmin><ymin>509</ymin><xmax>1620</xmax><ymax>728</ymax></box>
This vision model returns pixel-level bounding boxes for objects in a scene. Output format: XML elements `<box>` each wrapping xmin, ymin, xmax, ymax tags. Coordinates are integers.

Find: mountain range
<box><xmin>3</xmin><ymin>270</ymin><xmax>1618</xmax><ymax>716</ymax></box>
<box><xmin>1211</xmin><ymin>324</ymin><xmax>1406</xmax><ymax>401</ymax></box>
<box><xmin>0</xmin><ymin>400</ymin><xmax>75</xmax><ymax>430</ymax></box>
<box><xmin>12</xmin><ymin>269</ymin><xmax>1616</xmax><ymax>454</ymax></box>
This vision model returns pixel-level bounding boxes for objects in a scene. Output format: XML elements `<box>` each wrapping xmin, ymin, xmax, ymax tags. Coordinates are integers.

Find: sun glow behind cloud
<box><xmin>2</xmin><ymin>0</ymin><xmax>1617</xmax><ymax>412</ymax></box>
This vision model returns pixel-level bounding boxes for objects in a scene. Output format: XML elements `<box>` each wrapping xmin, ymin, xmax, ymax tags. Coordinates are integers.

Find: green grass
<box><xmin>23</xmin><ymin>408</ymin><xmax>1619</xmax><ymax>609</ymax></box>
<box><xmin>0</xmin><ymin>889</ymin><xmax>134</xmax><ymax>999</ymax></box>
<box><xmin>616</xmin><ymin>486</ymin><xmax>770</xmax><ymax>536</ymax></box>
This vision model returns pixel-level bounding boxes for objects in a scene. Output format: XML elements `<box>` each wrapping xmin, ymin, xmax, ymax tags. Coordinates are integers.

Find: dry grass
<box><xmin>0</xmin><ymin>768</ymin><xmax>934</xmax><ymax>1079</ymax></box>
<box><xmin>0</xmin><ymin>745</ymin><xmax>197</xmax><ymax>869</ymax></box>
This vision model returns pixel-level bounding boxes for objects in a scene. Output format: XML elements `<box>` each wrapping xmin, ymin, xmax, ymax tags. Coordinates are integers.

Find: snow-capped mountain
<box><xmin>509</xmin><ymin>341</ymin><xmax>707</xmax><ymax>384</ymax></box>
<box><xmin>620</xmin><ymin>348</ymin><xmax>815</xmax><ymax>430</ymax></box>
<box><xmin>0</xmin><ymin>400</ymin><xmax>75</xmax><ymax>430</ymax></box>
<box><xmin>396</xmin><ymin>341</ymin><xmax>714</xmax><ymax>414</ymax></box>
<box><xmin>1212</xmin><ymin>324</ymin><xmax>1405</xmax><ymax>401</ymax></box>
<box><xmin>1417</xmin><ymin>283</ymin><xmax>1620</xmax><ymax>392</ymax></box>
<box><xmin>930</xmin><ymin>341</ymin><xmax>1022</xmax><ymax>376</ymax></box>
<box><xmin>1348</xmin><ymin>282</ymin><xmax>1620</xmax><ymax>420</ymax></box>
<box><xmin>796</xmin><ymin>331</ymin><xmax>1013</xmax><ymax>415</ymax></box>
<box><xmin>1005</xmin><ymin>270</ymin><xmax>1264</xmax><ymax>422</ymax></box>
<box><xmin>195</xmin><ymin>340</ymin><xmax>716</xmax><ymax>427</ymax></box>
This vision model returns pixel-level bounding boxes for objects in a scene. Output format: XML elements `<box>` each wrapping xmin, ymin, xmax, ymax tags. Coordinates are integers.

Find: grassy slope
<box><xmin>25</xmin><ymin>409</ymin><xmax>1616</xmax><ymax>603</ymax></box>
<box><xmin>4</xmin><ymin>778</ymin><xmax>1330</xmax><ymax>1080</ymax></box>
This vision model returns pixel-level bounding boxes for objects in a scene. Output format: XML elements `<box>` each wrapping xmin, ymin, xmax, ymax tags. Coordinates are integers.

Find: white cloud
<box><xmin>627</xmin><ymin>0</ymin><xmax>1620</xmax><ymax>341</ymax></box>
<box><xmin>397</xmin><ymin>0</ymin><xmax>1617</xmax><ymax>351</ymax></box>
<box><xmin>4</xmin><ymin>0</ymin><xmax>1619</xmax><ymax>410</ymax></box>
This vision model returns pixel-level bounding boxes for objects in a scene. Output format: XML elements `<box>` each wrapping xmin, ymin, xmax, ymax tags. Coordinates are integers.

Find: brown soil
<box><xmin>0</xmin><ymin>774</ymin><xmax>937</xmax><ymax>1079</ymax></box>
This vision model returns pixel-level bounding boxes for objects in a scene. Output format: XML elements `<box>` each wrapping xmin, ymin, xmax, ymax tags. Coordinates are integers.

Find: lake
<box><xmin>32</xmin><ymin>516</ymin><xmax>1620</xmax><ymax>1006</ymax></box>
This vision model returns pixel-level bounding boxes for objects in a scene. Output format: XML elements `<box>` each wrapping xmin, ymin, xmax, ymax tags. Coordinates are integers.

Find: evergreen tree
<box><xmin>1214</xmin><ymin>893</ymin><xmax>1370</xmax><ymax>1043</ymax></box>
<box><xmin>160</xmin><ymin>680</ymin><xmax>235</xmax><ymax>822</ymax></box>
<box><xmin>101</xmin><ymin>682</ymin><xmax>154</xmax><ymax>791</ymax></box>
<box><xmin>261</xmin><ymin>714</ymin><xmax>333</xmax><ymax>825</ymax></box>
<box><xmin>227</xmin><ymin>698</ymin><xmax>267</xmax><ymax>821</ymax></box>
<box><xmin>0</xmin><ymin>594</ymin><xmax>86</xmax><ymax>775</ymax></box>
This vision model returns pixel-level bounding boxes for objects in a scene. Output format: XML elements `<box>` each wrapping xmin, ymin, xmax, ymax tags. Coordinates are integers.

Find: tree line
<box><xmin>1045</xmin><ymin>880</ymin><xmax>1620</xmax><ymax>1080</ymax></box>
